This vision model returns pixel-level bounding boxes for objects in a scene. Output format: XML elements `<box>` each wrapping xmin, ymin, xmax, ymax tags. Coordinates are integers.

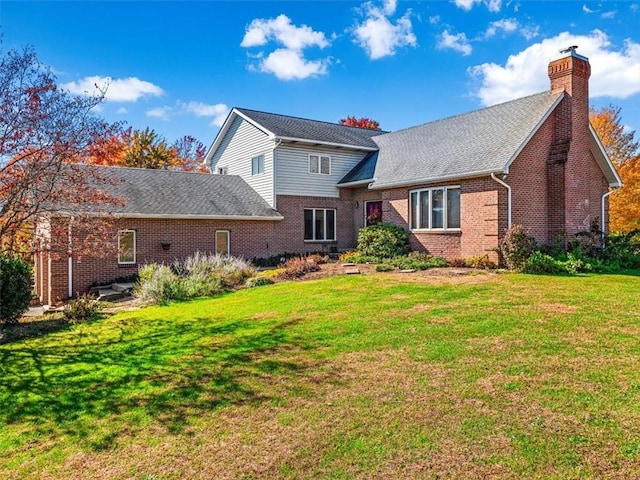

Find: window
<box><xmin>215</xmin><ymin>230</ymin><xmax>230</xmax><ymax>255</ymax></box>
<box><xmin>365</xmin><ymin>201</ymin><xmax>382</xmax><ymax>226</ymax></box>
<box><xmin>251</xmin><ymin>155</ymin><xmax>264</xmax><ymax>175</ymax></box>
<box><xmin>309</xmin><ymin>154</ymin><xmax>331</xmax><ymax>175</ymax></box>
<box><xmin>304</xmin><ymin>209</ymin><xmax>336</xmax><ymax>241</ymax></box>
<box><xmin>118</xmin><ymin>230</ymin><xmax>136</xmax><ymax>264</ymax></box>
<box><xmin>409</xmin><ymin>187</ymin><xmax>461</xmax><ymax>230</ymax></box>
<box><xmin>218</xmin><ymin>166</ymin><xmax>227</xmax><ymax>175</ymax></box>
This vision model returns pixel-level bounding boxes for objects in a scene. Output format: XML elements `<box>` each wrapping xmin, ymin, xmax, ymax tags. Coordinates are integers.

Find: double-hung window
<box><xmin>309</xmin><ymin>154</ymin><xmax>330</xmax><ymax>175</ymax></box>
<box><xmin>304</xmin><ymin>208</ymin><xmax>336</xmax><ymax>241</ymax></box>
<box><xmin>118</xmin><ymin>230</ymin><xmax>136</xmax><ymax>264</ymax></box>
<box><xmin>251</xmin><ymin>155</ymin><xmax>264</xmax><ymax>175</ymax></box>
<box><xmin>409</xmin><ymin>187</ymin><xmax>461</xmax><ymax>230</ymax></box>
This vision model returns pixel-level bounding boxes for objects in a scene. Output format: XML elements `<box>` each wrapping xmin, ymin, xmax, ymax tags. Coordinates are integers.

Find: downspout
<box><xmin>67</xmin><ymin>219</ymin><xmax>73</xmax><ymax>299</ymax></box>
<box><xmin>601</xmin><ymin>190</ymin><xmax>614</xmax><ymax>246</ymax></box>
<box><xmin>491</xmin><ymin>173</ymin><xmax>512</xmax><ymax>229</ymax></box>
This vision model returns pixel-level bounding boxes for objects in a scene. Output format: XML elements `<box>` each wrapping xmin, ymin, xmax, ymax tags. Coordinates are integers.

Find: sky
<box><xmin>1</xmin><ymin>0</ymin><xmax>639</xmax><ymax>148</ymax></box>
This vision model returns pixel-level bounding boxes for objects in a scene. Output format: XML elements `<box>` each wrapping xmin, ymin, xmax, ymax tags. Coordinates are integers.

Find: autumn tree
<box><xmin>590</xmin><ymin>105</ymin><xmax>640</xmax><ymax>232</ymax></box>
<box><xmin>88</xmin><ymin>128</ymin><xmax>207</xmax><ymax>172</ymax></box>
<box><xmin>339</xmin><ymin>116</ymin><xmax>381</xmax><ymax>130</ymax></box>
<box><xmin>0</xmin><ymin>44</ymin><xmax>122</xmax><ymax>254</ymax></box>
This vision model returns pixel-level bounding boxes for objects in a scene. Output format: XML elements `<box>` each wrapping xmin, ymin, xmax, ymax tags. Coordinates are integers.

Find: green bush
<box><xmin>499</xmin><ymin>225</ymin><xmax>537</xmax><ymax>271</ymax></box>
<box><xmin>387</xmin><ymin>252</ymin><xmax>448</xmax><ymax>270</ymax></box>
<box><xmin>357</xmin><ymin>223</ymin><xmax>409</xmax><ymax>259</ymax></box>
<box><xmin>375</xmin><ymin>264</ymin><xmax>393</xmax><ymax>272</ymax></box>
<box><xmin>523</xmin><ymin>252</ymin><xmax>563</xmax><ymax>274</ymax></box>
<box><xmin>63</xmin><ymin>294</ymin><xmax>103</xmax><ymax>323</ymax></box>
<box><xmin>245</xmin><ymin>276</ymin><xmax>274</xmax><ymax>288</ymax></box>
<box><xmin>136</xmin><ymin>264</ymin><xmax>185</xmax><ymax>304</ymax></box>
<box><xmin>0</xmin><ymin>253</ymin><xmax>32</xmax><ymax>325</ymax></box>
<box><xmin>465</xmin><ymin>255</ymin><xmax>497</xmax><ymax>269</ymax></box>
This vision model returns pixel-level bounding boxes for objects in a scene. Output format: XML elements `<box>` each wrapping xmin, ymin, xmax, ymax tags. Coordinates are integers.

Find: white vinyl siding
<box><xmin>210</xmin><ymin>116</ymin><xmax>274</xmax><ymax>206</ymax></box>
<box><xmin>276</xmin><ymin>143</ymin><xmax>369</xmax><ymax>198</ymax></box>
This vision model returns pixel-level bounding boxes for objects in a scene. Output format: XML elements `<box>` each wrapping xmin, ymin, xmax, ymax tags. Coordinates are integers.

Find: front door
<box><xmin>365</xmin><ymin>201</ymin><xmax>382</xmax><ymax>226</ymax></box>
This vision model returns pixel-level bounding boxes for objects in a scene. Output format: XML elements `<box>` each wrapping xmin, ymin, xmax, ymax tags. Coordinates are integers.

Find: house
<box><xmin>34</xmin><ymin>48</ymin><xmax>621</xmax><ymax>306</ymax></box>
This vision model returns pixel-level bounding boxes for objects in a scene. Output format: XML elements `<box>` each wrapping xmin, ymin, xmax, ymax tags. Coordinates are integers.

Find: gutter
<box><xmin>491</xmin><ymin>173</ymin><xmax>512</xmax><ymax>229</ymax></box>
<box><xmin>601</xmin><ymin>190</ymin><xmax>614</xmax><ymax>244</ymax></box>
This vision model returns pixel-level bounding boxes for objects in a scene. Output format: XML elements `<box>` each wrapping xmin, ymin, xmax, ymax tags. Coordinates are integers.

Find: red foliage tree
<box><xmin>0</xmin><ymin>45</ymin><xmax>122</xmax><ymax>256</ymax></box>
<box><xmin>339</xmin><ymin>116</ymin><xmax>381</xmax><ymax>130</ymax></box>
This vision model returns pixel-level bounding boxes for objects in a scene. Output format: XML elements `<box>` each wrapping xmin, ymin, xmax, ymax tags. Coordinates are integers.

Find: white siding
<box><xmin>275</xmin><ymin>143</ymin><xmax>368</xmax><ymax>198</ymax></box>
<box><xmin>210</xmin><ymin>117</ymin><xmax>275</xmax><ymax>207</ymax></box>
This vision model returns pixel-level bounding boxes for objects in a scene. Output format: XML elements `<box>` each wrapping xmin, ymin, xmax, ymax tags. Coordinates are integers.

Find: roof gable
<box><xmin>370</xmin><ymin>91</ymin><xmax>564</xmax><ymax>189</ymax></box>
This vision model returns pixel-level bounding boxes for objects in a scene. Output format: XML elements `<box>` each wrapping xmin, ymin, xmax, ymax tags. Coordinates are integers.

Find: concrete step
<box><xmin>111</xmin><ymin>282</ymin><xmax>134</xmax><ymax>293</ymax></box>
<box><xmin>97</xmin><ymin>289</ymin><xmax>130</xmax><ymax>302</ymax></box>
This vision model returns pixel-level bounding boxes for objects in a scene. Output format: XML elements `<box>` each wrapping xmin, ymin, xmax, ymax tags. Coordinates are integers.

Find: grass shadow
<box><xmin>0</xmin><ymin>316</ymin><xmax>72</xmax><ymax>344</ymax></box>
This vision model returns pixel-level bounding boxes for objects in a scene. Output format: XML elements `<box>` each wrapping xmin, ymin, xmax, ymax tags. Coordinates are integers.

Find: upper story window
<box><xmin>251</xmin><ymin>155</ymin><xmax>265</xmax><ymax>175</ymax></box>
<box><xmin>409</xmin><ymin>186</ymin><xmax>461</xmax><ymax>230</ymax></box>
<box><xmin>218</xmin><ymin>166</ymin><xmax>228</xmax><ymax>175</ymax></box>
<box><xmin>309</xmin><ymin>154</ymin><xmax>330</xmax><ymax>175</ymax></box>
<box><xmin>118</xmin><ymin>230</ymin><xmax>136</xmax><ymax>264</ymax></box>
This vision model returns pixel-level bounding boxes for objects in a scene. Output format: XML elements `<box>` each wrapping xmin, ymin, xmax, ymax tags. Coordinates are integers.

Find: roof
<box><xmin>370</xmin><ymin>91</ymin><xmax>565</xmax><ymax>189</ymax></box>
<box><xmin>206</xmin><ymin>108</ymin><xmax>384</xmax><ymax>162</ymax></box>
<box><xmin>83</xmin><ymin>166</ymin><xmax>283</xmax><ymax>220</ymax></box>
<box><xmin>338</xmin><ymin>151</ymin><xmax>378</xmax><ymax>186</ymax></box>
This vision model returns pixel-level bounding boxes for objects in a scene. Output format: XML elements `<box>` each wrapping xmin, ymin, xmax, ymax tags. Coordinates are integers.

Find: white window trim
<box><xmin>304</xmin><ymin>208</ymin><xmax>337</xmax><ymax>242</ymax></box>
<box><xmin>215</xmin><ymin>230</ymin><xmax>230</xmax><ymax>255</ymax></box>
<box><xmin>251</xmin><ymin>155</ymin><xmax>265</xmax><ymax>176</ymax></box>
<box><xmin>308</xmin><ymin>154</ymin><xmax>331</xmax><ymax>175</ymax></box>
<box><xmin>118</xmin><ymin>230</ymin><xmax>136</xmax><ymax>265</ymax></box>
<box><xmin>409</xmin><ymin>186</ymin><xmax>461</xmax><ymax>232</ymax></box>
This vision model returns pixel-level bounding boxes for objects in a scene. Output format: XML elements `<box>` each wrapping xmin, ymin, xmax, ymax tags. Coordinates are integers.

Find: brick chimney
<box><xmin>546</xmin><ymin>47</ymin><xmax>597</xmax><ymax>242</ymax></box>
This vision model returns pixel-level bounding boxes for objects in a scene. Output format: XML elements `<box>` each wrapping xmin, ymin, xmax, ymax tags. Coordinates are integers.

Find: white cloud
<box><xmin>240</xmin><ymin>14</ymin><xmax>330</xmax><ymax>80</ymax></box>
<box><xmin>146</xmin><ymin>106</ymin><xmax>172</xmax><ymax>120</ymax></box>
<box><xmin>469</xmin><ymin>30</ymin><xmax>640</xmax><ymax>106</ymax></box>
<box><xmin>260</xmin><ymin>49</ymin><xmax>330</xmax><ymax>80</ymax></box>
<box><xmin>583</xmin><ymin>4</ymin><xmax>595</xmax><ymax>14</ymax></box>
<box><xmin>601</xmin><ymin>10</ymin><xmax>616</xmax><ymax>19</ymax></box>
<box><xmin>179</xmin><ymin>101</ymin><xmax>230</xmax><ymax>127</ymax></box>
<box><xmin>352</xmin><ymin>0</ymin><xmax>417</xmax><ymax>60</ymax></box>
<box><xmin>429</xmin><ymin>15</ymin><xmax>441</xmax><ymax>25</ymax></box>
<box><xmin>453</xmin><ymin>0</ymin><xmax>501</xmax><ymax>12</ymax></box>
<box><xmin>484</xmin><ymin>18</ymin><xmax>539</xmax><ymax>40</ymax></box>
<box><xmin>62</xmin><ymin>76</ymin><xmax>164</xmax><ymax>102</ymax></box>
<box><xmin>117</xmin><ymin>107</ymin><xmax>128</xmax><ymax>114</ymax></box>
<box><xmin>437</xmin><ymin>30</ymin><xmax>472</xmax><ymax>56</ymax></box>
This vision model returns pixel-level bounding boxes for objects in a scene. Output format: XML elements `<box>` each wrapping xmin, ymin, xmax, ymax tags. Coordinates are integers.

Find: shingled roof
<box><xmin>369</xmin><ymin>91</ymin><xmax>565</xmax><ymax>189</ymax></box>
<box><xmin>85</xmin><ymin>166</ymin><xmax>282</xmax><ymax>219</ymax></box>
<box><xmin>233</xmin><ymin>108</ymin><xmax>384</xmax><ymax>150</ymax></box>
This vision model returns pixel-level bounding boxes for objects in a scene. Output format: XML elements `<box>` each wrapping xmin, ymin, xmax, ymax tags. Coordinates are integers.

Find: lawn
<box><xmin>1</xmin><ymin>271</ymin><xmax>640</xmax><ymax>479</ymax></box>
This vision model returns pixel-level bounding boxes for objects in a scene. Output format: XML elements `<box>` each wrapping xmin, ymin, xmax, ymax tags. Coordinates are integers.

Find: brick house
<box><xmin>34</xmin><ymin>48</ymin><xmax>620</xmax><ymax>305</ymax></box>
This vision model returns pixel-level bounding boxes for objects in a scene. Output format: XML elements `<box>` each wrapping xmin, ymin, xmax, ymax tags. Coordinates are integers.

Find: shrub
<box><xmin>375</xmin><ymin>264</ymin><xmax>393</xmax><ymax>272</ymax></box>
<box><xmin>449</xmin><ymin>258</ymin><xmax>467</xmax><ymax>268</ymax></box>
<box><xmin>0</xmin><ymin>253</ymin><xmax>32</xmax><ymax>325</ymax></box>
<box><xmin>357</xmin><ymin>223</ymin><xmax>409</xmax><ymax>259</ymax></box>
<box><xmin>136</xmin><ymin>264</ymin><xmax>185</xmax><ymax>304</ymax></box>
<box><xmin>278</xmin><ymin>256</ymin><xmax>322</xmax><ymax>280</ymax></box>
<box><xmin>257</xmin><ymin>268</ymin><xmax>286</xmax><ymax>279</ymax></box>
<box><xmin>465</xmin><ymin>255</ymin><xmax>496</xmax><ymax>269</ymax></box>
<box><xmin>245</xmin><ymin>276</ymin><xmax>274</xmax><ymax>288</ymax></box>
<box><xmin>500</xmin><ymin>225</ymin><xmax>537</xmax><ymax>271</ymax></box>
<box><xmin>338</xmin><ymin>250</ymin><xmax>360</xmax><ymax>263</ymax></box>
<box><xmin>63</xmin><ymin>294</ymin><xmax>103</xmax><ymax>323</ymax></box>
<box><xmin>388</xmin><ymin>252</ymin><xmax>448</xmax><ymax>270</ymax></box>
<box><xmin>523</xmin><ymin>252</ymin><xmax>563</xmax><ymax>274</ymax></box>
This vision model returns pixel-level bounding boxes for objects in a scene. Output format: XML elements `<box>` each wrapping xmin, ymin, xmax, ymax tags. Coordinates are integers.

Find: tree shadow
<box><xmin>0</xmin><ymin>313</ymin><xmax>335</xmax><ymax>448</ymax></box>
<box><xmin>0</xmin><ymin>317</ymin><xmax>72</xmax><ymax>344</ymax></box>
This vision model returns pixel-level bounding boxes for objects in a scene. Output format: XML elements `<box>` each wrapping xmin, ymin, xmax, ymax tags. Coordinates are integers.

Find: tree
<box><xmin>339</xmin><ymin>116</ymin><xmax>381</xmax><ymax>130</ymax></box>
<box><xmin>0</xmin><ymin>44</ymin><xmax>122</xmax><ymax>255</ymax></box>
<box><xmin>590</xmin><ymin>105</ymin><xmax>640</xmax><ymax>232</ymax></box>
<box><xmin>88</xmin><ymin>128</ymin><xmax>208</xmax><ymax>172</ymax></box>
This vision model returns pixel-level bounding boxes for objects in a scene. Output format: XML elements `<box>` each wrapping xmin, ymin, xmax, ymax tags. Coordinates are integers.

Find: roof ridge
<box><xmin>235</xmin><ymin>107</ymin><xmax>388</xmax><ymax>134</ymax></box>
<box><xmin>85</xmin><ymin>164</ymin><xmax>213</xmax><ymax>176</ymax></box>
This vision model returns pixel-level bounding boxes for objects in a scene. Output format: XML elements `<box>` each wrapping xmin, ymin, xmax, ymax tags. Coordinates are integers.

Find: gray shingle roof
<box><xmin>85</xmin><ymin>166</ymin><xmax>282</xmax><ymax>219</ymax></box>
<box><xmin>370</xmin><ymin>91</ymin><xmax>564</xmax><ymax>189</ymax></box>
<box><xmin>235</xmin><ymin>108</ymin><xmax>384</xmax><ymax>149</ymax></box>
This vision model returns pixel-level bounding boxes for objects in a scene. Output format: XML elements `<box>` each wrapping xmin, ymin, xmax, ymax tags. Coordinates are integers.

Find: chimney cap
<box><xmin>560</xmin><ymin>45</ymin><xmax>579</xmax><ymax>54</ymax></box>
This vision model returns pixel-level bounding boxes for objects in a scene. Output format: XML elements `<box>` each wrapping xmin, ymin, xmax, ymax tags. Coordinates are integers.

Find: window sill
<box><xmin>304</xmin><ymin>240</ymin><xmax>337</xmax><ymax>243</ymax></box>
<box><xmin>411</xmin><ymin>229</ymin><xmax>461</xmax><ymax>235</ymax></box>
<box><xmin>118</xmin><ymin>263</ymin><xmax>137</xmax><ymax>267</ymax></box>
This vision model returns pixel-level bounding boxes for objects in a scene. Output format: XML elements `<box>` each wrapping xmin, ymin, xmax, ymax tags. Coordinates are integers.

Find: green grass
<box><xmin>1</xmin><ymin>272</ymin><xmax>640</xmax><ymax>479</ymax></box>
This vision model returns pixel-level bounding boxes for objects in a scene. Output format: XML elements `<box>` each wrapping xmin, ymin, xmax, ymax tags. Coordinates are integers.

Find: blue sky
<box><xmin>2</xmin><ymin>0</ymin><xmax>639</xmax><ymax>148</ymax></box>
